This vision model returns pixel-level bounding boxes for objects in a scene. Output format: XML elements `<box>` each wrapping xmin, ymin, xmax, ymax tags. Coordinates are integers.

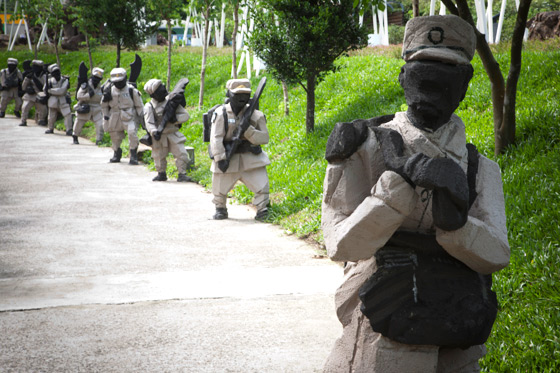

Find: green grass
<box><xmin>2</xmin><ymin>39</ymin><xmax>560</xmax><ymax>371</ymax></box>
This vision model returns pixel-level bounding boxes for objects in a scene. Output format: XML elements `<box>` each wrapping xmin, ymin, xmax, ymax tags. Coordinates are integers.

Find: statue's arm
<box><xmin>436</xmin><ymin>156</ymin><xmax>510</xmax><ymax>274</ymax></box>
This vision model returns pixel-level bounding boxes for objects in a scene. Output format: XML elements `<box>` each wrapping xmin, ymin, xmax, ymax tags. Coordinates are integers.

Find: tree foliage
<box><xmin>248</xmin><ymin>0</ymin><xmax>368</xmax><ymax>133</ymax></box>
<box><xmin>99</xmin><ymin>0</ymin><xmax>158</xmax><ymax>67</ymax></box>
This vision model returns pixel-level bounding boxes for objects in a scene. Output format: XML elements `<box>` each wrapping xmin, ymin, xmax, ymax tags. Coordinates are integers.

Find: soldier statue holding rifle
<box><xmin>209</xmin><ymin>78</ymin><xmax>270</xmax><ymax>220</ymax></box>
<box><xmin>143</xmin><ymin>78</ymin><xmax>192</xmax><ymax>182</ymax></box>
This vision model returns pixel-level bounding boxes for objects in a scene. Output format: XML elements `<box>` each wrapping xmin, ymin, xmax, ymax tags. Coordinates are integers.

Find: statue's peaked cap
<box><xmin>402</xmin><ymin>15</ymin><xmax>476</xmax><ymax>65</ymax></box>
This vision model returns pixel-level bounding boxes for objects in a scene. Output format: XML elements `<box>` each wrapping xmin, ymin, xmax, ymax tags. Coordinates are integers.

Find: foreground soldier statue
<box><xmin>20</xmin><ymin>60</ymin><xmax>48</xmax><ymax>127</ymax></box>
<box><xmin>209</xmin><ymin>78</ymin><xmax>270</xmax><ymax>220</ymax></box>
<box><xmin>72</xmin><ymin>66</ymin><xmax>105</xmax><ymax>145</ymax></box>
<box><xmin>0</xmin><ymin>58</ymin><xmax>23</xmax><ymax>118</ymax></box>
<box><xmin>321</xmin><ymin>15</ymin><xmax>510</xmax><ymax>372</ymax></box>
<box><xmin>45</xmin><ymin>64</ymin><xmax>72</xmax><ymax>135</ymax></box>
<box><xmin>143</xmin><ymin>78</ymin><xmax>192</xmax><ymax>182</ymax></box>
<box><xmin>101</xmin><ymin>67</ymin><xmax>143</xmax><ymax>165</ymax></box>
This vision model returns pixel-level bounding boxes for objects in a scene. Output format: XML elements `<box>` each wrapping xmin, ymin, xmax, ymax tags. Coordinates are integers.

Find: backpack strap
<box><xmin>222</xmin><ymin>105</ymin><xmax>228</xmax><ymax>134</ymax></box>
<box><xmin>466</xmin><ymin>143</ymin><xmax>479</xmax><ymax>209</ymax></box>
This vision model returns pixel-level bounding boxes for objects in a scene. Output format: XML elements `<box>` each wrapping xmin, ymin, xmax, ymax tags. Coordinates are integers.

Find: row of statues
<box><xmin>1</xmin><ymin>15</ymin><xmax>509</xmax><ymax>371</ymax></box>
<box><xmin>0</xmin><ymin>57</ymin><xmax>270</xmax><ymax>221</ymax></box>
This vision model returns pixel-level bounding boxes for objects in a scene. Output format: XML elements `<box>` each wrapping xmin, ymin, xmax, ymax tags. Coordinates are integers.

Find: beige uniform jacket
<box><xmin>209</xmin><ymin>103</ymin><xmax>270</xmax><ymax>174</ymax></box>
<box><xmin>22</xmin><ymin>74</ymin><xmax>46</xmax><ymax>102</ymax></box>
<box><xmin>47</xmin><ymin>76</ymin><xmax>70</xmax><ymax>110</ymax></box>
<box><xmin>101</xmin><ymin>84</ymin><xmax>144</xmax><ymax>132</ymax></box>
<box><xmin>0</xmin><ymin>68</ymin><xmax>22</xmax><ymax>98</ymax></box>
<box><xmin>144</xmin><ymin>98</ymin><xmax>190</xmax><ymax>136</ymax></box>
<box><xmin>322</xmin><ymin>112</ymin><xmax>510</xmax><ymax>327</ymax></box>
<box><xmin>74</xmin><ymin>80</ymin><xmax>103</xmax><ymax>122</ymax></box>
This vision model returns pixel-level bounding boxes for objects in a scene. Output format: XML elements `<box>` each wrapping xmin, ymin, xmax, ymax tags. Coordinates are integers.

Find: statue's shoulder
<box><xmin>325</xmin><ymin>114</ymin><xmax>395</xmax><ymax>163</ymax></box>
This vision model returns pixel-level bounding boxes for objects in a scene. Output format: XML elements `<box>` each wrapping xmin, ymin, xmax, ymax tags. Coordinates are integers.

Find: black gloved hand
<box><xmin>26</xmin><ymin>85</ymin><xmax>35</xmax><ymax>94</ymax></box>
<box><xmin>404</xmin><ymin>154</ymin><xmax>469</xmax><ymax>231</ymax></box>
<box><xmin>373</xmin><ymin>127</ymin><xmax>415</xmax><ymax>187</ymax></box>
<box><xmin>154</xmin><ymin>131</ymin><xmax>162</xmax><ymax>141</ymax></box>
<box><xmin>217</xmin><ymin>159</ymin><xmax>229</xmax><ymax>173</ymax></box>
<box><xmin>104</xmin><ymin>116</ymin><xmax>109</xmax><ymax>121</ymax></box>
<box><xmin>102</xmin><ymin>84</ymin><xmax>112</xmax><ymax>102</ymax></box>
<box><xmin>32</xmin><ymin>76</ymin><xmax>43</xmax><ymax>89</ymax></box>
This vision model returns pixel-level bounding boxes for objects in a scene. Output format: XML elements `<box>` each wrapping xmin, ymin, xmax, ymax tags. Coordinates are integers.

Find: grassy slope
<box><xmin>3</xmin><ymin>39</ymin><xmax>559</xmax><ymax>371</ymax></box>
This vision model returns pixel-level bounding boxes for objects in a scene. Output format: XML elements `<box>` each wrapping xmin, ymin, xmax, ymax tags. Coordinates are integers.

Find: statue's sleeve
<box><xmin>436</xmin><ymin>156</ymin><xmax>510</xmax><ymax>274</ymax></box>
<box><xmin>76</xmin><ymin>85</ymin><xmax>90</xmax><ymax>101</ymax></box>
<box><xmin>144</xmin><ymin>103</ymin><xmax>157</xmax><ymax>135</ymax></box>
<box><xmin>133</xmin><ymin>88</ymin><xmax>144</xmax><ymax>117</ymax></box>
<box><xmin>48</xmin><ymin>79</ymin><xmax>68</xmax><ymax>96</ymax></box>
<box><xmin>321</xmin><ymin>133</ymin><xmax>418</xmax><ymax>262</ymax></box>
<box><xmin>174</xmin><ymin>105</ymin><xmax>190</xmax><ymax>125</ymax></box>
<box><xmin>209</xmin><ymin>109</ymin><xmax>227</xmax><ymax>162</ymax></box>
<box><xmin>243</xmin><ymin>110</ymin><xmax>269</xmax><ymax>145</ymax></box>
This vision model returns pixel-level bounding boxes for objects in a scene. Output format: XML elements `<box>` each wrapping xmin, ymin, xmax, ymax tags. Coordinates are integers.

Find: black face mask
<box><xmin>113</xmin><ymin>79</ymin><xmax>127</xmax><ymax>90</ymax></box>
<box><xmin>399</xmin><ymin>60</ymin><xmax>473</xmax><ymax>132</ymax></box>
<box><xmin>91</xmin><ymin>76</ymin><xmax>102</xmax><ymax>88</ymax></box>
<box><xmin>8</xmin><ymin>64</ymin><xmax>17</xmax><ymax>73</ymax></box>
<box><xmin>229</xmin><ymin>92</ymin><xmax>250</xmax><ymax>115</ymax></box>
<box><xmin>150</xmin><ymin>85</ymin><xmax>168</xmax><ymax>102</ymax></box>
<box><xmin>51</xmin><ymin>70</ymin><xmax>61</xmax><ymax>81</ymax></box>
<box><xmin>32</xmin><ymin>65</ymin><xmax>43</xmax><ymax>76</ymax></box>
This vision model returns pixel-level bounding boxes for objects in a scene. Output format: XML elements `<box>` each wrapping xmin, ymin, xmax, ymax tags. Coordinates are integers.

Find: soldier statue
<box><xmin>321</xmin><ymin>15</ymin><xmax>510</xmax><ymax>372</ymax></box>
<box><xmin>72</xmin><ymin>67</ymin><xmax>105</xmax><ymax>145</ymax></box>
<box><xmin>143</xmin><ymin>78</ymin><xmax>192</xmax><ymax>182</ymax></box>
<box><xmin>0</xmin><ymin>58</ymin><xmax>23</xmax><ymax>119</ymax></box>
<box><xmin>209</xmin><ymin>78</ymin><xmax>270</xmax><ymax>221</ymax></box>
<box><xmin>45</xmin><ymin>64</ymin><xmax>72</xmax><ymax>135</ymax></box>
<box><xmin>101</xmin><ymin>67</ymin><xmax>143</xmax><ymax>165</ymax></box>
<box><xmin>20</xmin><ymin>60</ymin><xmax>47</xmax><ymax>127</ymax></box>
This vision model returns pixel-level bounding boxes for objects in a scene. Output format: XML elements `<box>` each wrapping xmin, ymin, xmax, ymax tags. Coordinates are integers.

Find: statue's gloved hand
<box><xmin>102</xmin><ymin>84</ymin><xmax>112</xmax><ymax>102</ymax></box>
<box><xmin>374</xmin><ymin>127</ymin><xmax>415</xmax><ymax>187</ymax></box>
<box><xmin>153</xmin><ymin>131</ymin><xmax>162</xmax><ymax>141</ymax></box>
<box><xmin>404</xmin><ymin>154</ymin><xmax>469</xmax><ymax>231</ymax></box>
<box><xmin>26</xmin><ymin>85</ymin><xmax>35</xmax><ymax>94</ymax></box>
<box><xmin>217</xmin><ymin>159</ymin><xmax>229</xmax><ymax>173</ymax></box>
<box><xmin>32</xmin><ymin>76</ymin><xmax>43</xmax><ymax>89</ymax></box>
<box><xmin>87</xmin><ymin>85</ymin><xmax>95</xmax><ymax>98</ymax></box>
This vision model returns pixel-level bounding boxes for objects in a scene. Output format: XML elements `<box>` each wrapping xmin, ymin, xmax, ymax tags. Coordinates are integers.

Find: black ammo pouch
<box><xmin>76</xmin><ymin>103</ymin><xmax>90</xmax><ymax>114</ymax></box>
<box><xmin>359</xmin><ymin>231</ymin><xmax>498</xmax><ymax>349</ymax></box>
<box><xmin>5</xmin><ymin>75</ymin><xmax>19</xmax><ymax>88</ymax></box>
<box><xmin>224</xmin><ymin>140</ymin><xmax>262</xmax><ymax>155</ymax></box>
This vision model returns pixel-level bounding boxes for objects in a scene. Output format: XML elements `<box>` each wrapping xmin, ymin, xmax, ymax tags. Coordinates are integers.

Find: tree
<box><xmin>99</xmin><ymin>0</ymin><xmax>157</xmax><ymax>67</ymax></box>
<box><xmin>229</xmin><ymin>0</ymin><xmax>243</xmax><ymax>79</ymax></box>
<box><xmin>440</xmin><ymin>0</ymin><xmax>533</xmax><ymax>154</ymax></box>
<box><xmin>17</xmin><ymin>0</ymin><xmax>43</xmax><ymax>59</ymax></box>
<box><xmin>69</xmin><ymin>0</ymin><xmax>104</xmax><ymax>71</ymax></box>
<box><xmin>147</xmin><ymin>0</ymin><xmax>186</xmax><ymax>90</ymax></box>
<box><xmin>39</xmin><ymin>0</ymin><xmax>67</xmax><ymax>67</ymax></box>
<box><xmin>190</xmin><ymin>0</ymin><xmax>221</xmax><ymax>108</ymax></box>
<box><xmin>248</xmin><ymin>0</ymin><xmax>368</xmax><ymax>133</ymax></box>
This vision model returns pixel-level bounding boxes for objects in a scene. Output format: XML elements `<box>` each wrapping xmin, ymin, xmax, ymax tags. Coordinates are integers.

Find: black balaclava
<box><xmin>399</xmin><ymin>60</ymin><xmax>473</xmax><ymax>132</ymax></box>
<box><xmin>32</xmin><ymin>64</ymin><xmax>43</xmax><ymax>77</ymax></box>
<box><xmin>51</xmin><ymin>69</ymin><xmax>61</xmax><ymax>81</ymax></box>
<box><xmin>228</xmin><ymin>92</ymin><xmax>250</xmax><ymax>116</ymax></box>
<box><xmin>114</xmin><ymin>78</ymin><xmax>127</xmax><ymax>90</ymax></box>
<box><xmin>91</xmin><ymin>76</ymin><xmax>102</xmax><ymax>88</ymax></box>
<box><xmin>7</xmin><ymin>63</ymin><xmax>17</xmax><ymax>74</ymax></box>
<box><xmin>151</xmin><ymin>84</ymin><xmax>168</xmax><ymax>102</ymax></box>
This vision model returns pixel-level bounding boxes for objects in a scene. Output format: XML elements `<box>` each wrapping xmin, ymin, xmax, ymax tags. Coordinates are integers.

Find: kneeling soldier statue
<box><xmin>45</xmin><ymin>64</ymin><xmax>72</xmax><ymax>135</ymax></box>
<box><xmin>72</xmin><ymin>65</ymin><xmax>105</xmax><ymax>145</ymax></box>
<box><xmin>101</xmin><ymin>68</ymin><xmax>143</xmax><ymax>165</ymax></box>
<box><xmin>0</xmin><ymin>58</ymin><xmax>23</xmax><ymax>119</ymax></box>
<box><xmin>143</xmin><ymin>78</ymin><xmax>192</xmax><ymax>182</ymax></box>
<box><xmin>209</xmin><ymin>78</ymin><xmax>270</xmax><ymax>221</ymax></box>
<box><xmin>321</xmin><ymin>15</ymin><xmax>510</xmax><ymax>372</ymax></box>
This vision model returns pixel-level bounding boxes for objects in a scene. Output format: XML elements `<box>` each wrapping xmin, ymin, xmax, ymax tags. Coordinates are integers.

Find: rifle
<box><xmin>221</xmin><ymin>77</ymin><xmax>267</xmax><ymax>171</ymax></box>
<box><xmin>76</xmin><ymin>61</ymin><xmax>88</xmax><ymax>99</ymax></box>
<box><xmin>153</xmin><ymin>78</ymin><xmax>189</xmax><ymax>141</ymax></box>
<box><xmin>128</xmin><ymin>54</ymin><xmax>142</xmax><ymax>88</ymax></box>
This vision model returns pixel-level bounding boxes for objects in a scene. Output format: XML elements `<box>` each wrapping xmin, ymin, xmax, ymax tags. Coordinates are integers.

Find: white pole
<box><xmin>9</xmin><ymin>18</ymin><xmax>23</xmax><ymax>50</ymax></box>
<box><xmin>8</xmin><ymin>0</ymin><xmax>17</xmax><ymax>48</ymax></box>
<box><xmin>474</xmin><ymin>0</ymin><xmax>488</xmax><ymax>41</ymax></box>
<box><xmin>372</xmin><ymin>6</ymin><xmax>378</xmax><ymax>34</ymax></box>
<box><xmin>3</xmin><ymin>0</ymin><xmax>7</xmax><ymax>35</ymax></box>
<box><xmin>495</xmin><ymin>0</ymin><xmax>507</xmax><ymax>43</ymax></box>
<box><xmin>487</xmin><ymin>0</ymin><xmax>494</xmax><ymax>43</ymax></box>
<box><xmin>439</xmin><ymin>2</ymin><xmax>446</xmax><ymax>15</ymax></box>
<box><xmin>382</xmin><ymin>6</ymin><xmax>389</xmax><ymax>45</ymax></box>
<box><xmin>430</xmin><ymin>0</ymin><xmax>436</xmax><ymax>15</ymax></box>
<box><xmin>23</xmin><ymin>12</ymin><xmax>31</xmax><ymax>50</ymax></box>
<box><xmin>218</xmin><ymin>2</ymin><xmax>225</xmax><ymax>48</ymax></box>
<box><xmin>183</xmin><ymin>15</ymin><xmax>190</xmax><ymax>46</ymax></box>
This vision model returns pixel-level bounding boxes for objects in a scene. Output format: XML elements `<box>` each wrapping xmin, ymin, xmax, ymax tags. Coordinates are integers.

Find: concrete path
<box><xmin>0</xmin><ymin>116</ymin><xmax>342</xmax><ymax>372</ymax></box>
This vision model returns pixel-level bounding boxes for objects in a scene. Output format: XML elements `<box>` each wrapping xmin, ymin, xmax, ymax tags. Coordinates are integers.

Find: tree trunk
<box><xmin>497</xmin><ymin>0</ymin><xmax>533</xmax><ymax>154</ymax></box>
<box><xmin>199</xmin><ymin>10</ymin><xmax>210</xmax><ymax>108</ymax></box>
<box><xmin>86</xmin><ymin>33</ymin><xmax>93</xmax><ymax>72</ymax></box>
<box><xmin>412</xmin><ymin>0</ymin><xmax>420</xmax><ymax>17</ymax></box>
<box><xmin>116</xmin><ymin>42</ymin><xmax>121</xmax><ymax>68</ymax></box>
<box><xmin>232</xmin><ymin>4</ymin><xmax>239</xmax><ymax>79</ymax></box>
<box><xmin>54</xmin><ymin>29</ymin><xmax>61</xmax><ymax>67</ymax></box>
<box><xmin>167</xmin><ymin>21</ymin><xmax>172</xmax><ymax>91</ymax></box>
<box><xmin>305</xmin><ymin>75</ymin><xmax>316</xmax><ymax>133</ymax></box>
<box><xmin>282</xmin><ymin>80</ymin><xmax>289</xmax><ymax>116</ymax></box>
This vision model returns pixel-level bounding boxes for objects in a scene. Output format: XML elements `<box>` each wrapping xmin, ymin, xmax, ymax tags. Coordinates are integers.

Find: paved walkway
<box><xmin>0</xmin><ymin>116</ymin><xmax>342</xmax><ymax>372</ymax></box>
